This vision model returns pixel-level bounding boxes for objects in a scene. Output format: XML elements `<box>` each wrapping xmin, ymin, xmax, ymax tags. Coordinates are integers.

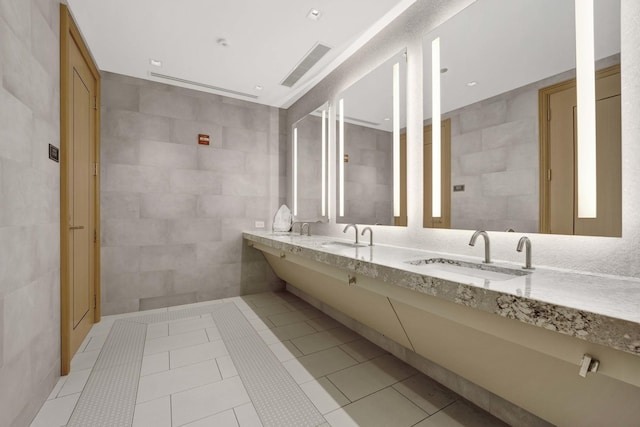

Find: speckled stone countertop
<box><xmin>243</xmin><ymin>231</ymin><xmax>640</xmax><ymax>357</ymax></box>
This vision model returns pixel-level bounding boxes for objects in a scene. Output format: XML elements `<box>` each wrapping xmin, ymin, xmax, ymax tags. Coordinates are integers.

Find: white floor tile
<box><xmin>258</xmin><ymin>322</ymin><xmax>317</xmax><ymax>345</ymax></box>
<box><xmin>58</xmin><ymin>368</ymin><xmax>92</xmax><ymax>397</ymax></box>
<box><xmin>132</xmin><ymin>396</ymin><xmax>171</xmax><ymax>427</ymax></box>
<box><xmin>339</xmin><ymin>339</ymin><xmax>387</xmax><ymax>363</ymax></box>
<box><xmin>144</xmin><ymin>329</ymin><xmax>208</xmax><ymax>355</ymax></box>
<box><xmin>85</xmin><ymin>333</ymin><xmax>109</xmax><ymax>352</ymax></box>
<box><xmin>300</xmin><ymin>377</ymin><xmax>350</xmax><ymax>414</ymax></box>
<box><xmin>290</xmin><ymin>328</ymin><xmax>359</xmax><ymax>355</ymax></box>
<box><xmin>307</xmin><ymin>316</ymin><xmax>342</xmax><ymax>332</ymax></box>
<box><xmin>414</xmin><ymin>400</ymin><xmax>508</xmax><ymax>427</ymax></box>
<box><xmin>182</xmin><ymin>409</ymin><xmax>239</xmax><ymax>427</ymax></box>
<box><xmin>205</xmin><ymin>326</ymin><xmax>222</xmax><ymax>341</ymax></box>
<box><xmin>137</xmin><ymin>360</ymin><xmax>222</xmax><ymax>403</ymax></box>
<box><xmin>327</xmin><ymin>354</ymin><xmax>416</xmax><ymax>401</ymax></box>
<box><xmin>70</xmin><ymin>350</ymin><xmax>100</xmax><ymax>371</ymax></box>
<box><xmin>146</xmin><ymin>323</ymin><xmax>169</xmax><ymax>340</ymax></box>
<box><xmin>141</xmin><ymin>352</ymin><xmax>170</xmax><ymax>376</ymax></box>
<box><xmin>268</xmin><ymin>341</ymin><xmax>302</xmax><ymax>362</ymax></box>
<box><xmin>216</xmin><ymin>355</ymin><xmax>238</xmax><ymax>378</ymax></box>
<box><xmin>171</xmin><ymin>376</ymin><xmax>250</xmax><ymax>426</ymax></box>
<box><xmin>169</xmin><ymin>316</ymin><xmax>215</xmax><ymax>336</ymax></box>
<box><xmin>234</xmin><ymin>402</ymin><xmax>263</xmax><ymax>427</ymax></box>
<box><xmin>30</xmin><ymin>393</ymin><xmax>80</xmax><ymax>427</ymax></box>
<box><xmin>47</xmin><ymin>376</ymin><xmax>68</xmax><ymax>400</ymax></box>
<box><xmin>282</xmin><ymin>347</ymin><xmax>358</xmax><ymax>384</ymax></box>
<box><xmin>246</xmin><ymin>316</ymin><xmax>273</xmax><ymax>331</ymax></box>
<box><xmin>167</xmin><ymin>299</ymin><xmax>221</xmax><ymax>312</ymax></box>
<box><xmin>393</xmin><ymin>375</ymin><xmax>457</xmax><ymax>415</ymax></box>
<box><xmin>324</xmin><ymin>387</ymin><xmax>427</xmax><ymax>427</ymax></box>
<box><xmin>170</xmin><ymin>340</ymin><xmax>228</xmax><ymax>369</ymax></box>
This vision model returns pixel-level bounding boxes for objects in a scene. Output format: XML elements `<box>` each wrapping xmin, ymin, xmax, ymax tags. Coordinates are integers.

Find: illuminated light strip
<box><xmin>293</xmin><ymin>127</ymin><xmax>298</xmax><ymax>216</ymax></box>
<box><xmin>321</xmin><ymin>109</ymin><xmax>327</xmax><ymax>217</ymax></box>
<box><xmin>339</xmin><ymin>99</ymin><xmax>345</xmax><ymax>217</ymax></box>
<box><xmin>432</xmin><ymin>37</ymin><xmax>442</xmax><ymax>218</ymax></box>
<box><xmin>575</xmin><ymin>0</ymin><xmax>597</xmax><ymax>218</ymax></box>
<box><xmin>393</xmin><ymin>62</ymin><xmax>401</xmax><ymax>217</ymax></box>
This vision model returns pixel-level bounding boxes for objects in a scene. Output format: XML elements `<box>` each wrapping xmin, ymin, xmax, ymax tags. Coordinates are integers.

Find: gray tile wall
<box><xmin>100</xmin><ymin>72</ymin><xmax>285</xmax><ymax>315</ymax></box>
<box><xmin>341</xmin><ymin>123</ymin><xmax>393</xmax><ymax>225</ymax></box>
<box><xmin>0</xmin><ymin>1</ymin><xmax>62</xmax><ymax>426</ymax></box>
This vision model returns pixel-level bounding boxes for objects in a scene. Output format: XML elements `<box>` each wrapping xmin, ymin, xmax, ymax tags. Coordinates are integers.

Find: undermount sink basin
<box><xmin>321</xmin><ymin>241</ymin><xmax>368</xmax><ymax>249</ymax></box>
<box><xmin>405</xmin><ymin>257</ymin><xmax>530</xmax><ymax>282</ymax></box>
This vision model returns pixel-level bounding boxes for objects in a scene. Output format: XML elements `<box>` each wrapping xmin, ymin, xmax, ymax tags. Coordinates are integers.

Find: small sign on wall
<box><xmin>49</xmin><ymin>144</ymin><xmax>59</xmax><ymax>162</ymax></box>
<box><xmin>198</xmin><ymin>134</ymin><xmax>210</xmax><ymax>145</ymax></box>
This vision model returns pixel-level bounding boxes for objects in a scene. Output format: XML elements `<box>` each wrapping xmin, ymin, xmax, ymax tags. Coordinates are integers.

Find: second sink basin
<box><xmin>405</xmin><ymin>257</ymin><xmax>530</xmax><ymax>282</ymax></box>
<box><xmin>321</xmin><ymin>241</ymin><xmax>368</xmax><ymax>249</ymax></box>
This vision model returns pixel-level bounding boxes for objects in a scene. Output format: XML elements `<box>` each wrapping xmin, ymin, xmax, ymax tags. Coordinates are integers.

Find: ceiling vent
<box><xmin>344</xmin><ymin>116</ymin><xmax>381</xmax><ymax>127</ymax></box>
<box><xmin>149</xmin><ymin>72</ymin><xmax>258</xmax><ymax>99</ymax></box>
<box><xmin>281</xmin><ymin>43</ymin><xmax>331</xmax><ymax>88</ymax></box>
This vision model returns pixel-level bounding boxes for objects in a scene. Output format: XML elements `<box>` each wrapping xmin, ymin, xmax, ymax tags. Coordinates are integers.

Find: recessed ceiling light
<box><xmin>149</xmin><ymin>59</ymin><xmax>162</xmax><ymax>67</ymax></box>
<box><xmin>384</xmin><ymin>117</ymin><xmax>391</xmax><ymax>121</ymax></box>
<box><xmin>217</xmin><ymin>38</ymin><xmax>229</xmax><ymax>47</ymax></box>
<box><xmin>466</xmin><ymin>81</ymin><xmax>478</xmax><ymax>87</ymax></box>
<box><xmin>440</xmin><ymin>67</ymin><xmax>448</xmax><ymax>74</ymax></box>
<box><xmin>307</xmin><ymin>8</ymin><xmax>321</xmax><ymax>20</ymax></box>
<box><xmin>255</xmin><ymin>85</ymin><xmax>263</xmax><ymax>91</ymax></box>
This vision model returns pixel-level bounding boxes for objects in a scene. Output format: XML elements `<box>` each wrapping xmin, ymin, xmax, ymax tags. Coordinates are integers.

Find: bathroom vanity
<box><xmin>244</xmin><ymin>231</ymin><xmax>640</xmax><ymax>426</ymax></box>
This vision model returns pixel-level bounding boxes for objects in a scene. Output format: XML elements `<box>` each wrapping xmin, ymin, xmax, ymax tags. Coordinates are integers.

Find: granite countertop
<box><xmin>243</xmin><ymin>231</ymin><xmax>640</xmax><ymax>357</ymax></box>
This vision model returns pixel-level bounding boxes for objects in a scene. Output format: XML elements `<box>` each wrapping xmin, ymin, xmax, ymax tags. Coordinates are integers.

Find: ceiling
<box><xmin>66</xmin><ymin>0</ymin><xmax>415</xmax><ymax>108</ymax></box>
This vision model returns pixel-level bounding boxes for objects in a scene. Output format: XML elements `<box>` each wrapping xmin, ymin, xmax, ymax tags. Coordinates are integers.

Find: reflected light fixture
<box><xmin>575</xmin><ymin>0</ymin><xmax>597</xmax><ymax>218</ymax></box>
<box><xmin>393</xmin><ymin>62</ymin><xmax>401</xmax><ymax>217</ymax></box>
<box><xmin>339</xmin><ymin>99</ymin><xmax>345</xmax><ymax>217</ymax></box>
<box><xmin>293</xmin><ymin>127</ymin><xmax>298</xmax><ymax>216</ymax></box>
<box><xmin>321</xmin><ymin>109</ymin><xmax>327</xmax><ymax>217</ymax></box>
<box><xmin>432</xmin><ymin>37</ymin><xmax>442</xmax><ymax>218</ymax></box>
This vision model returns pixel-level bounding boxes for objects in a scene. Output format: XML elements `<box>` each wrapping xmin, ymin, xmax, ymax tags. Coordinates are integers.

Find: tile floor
<box><xmin>31</xmin><ymin>291</ymin><xmax>507</xmax><ymax>426</ymax></box>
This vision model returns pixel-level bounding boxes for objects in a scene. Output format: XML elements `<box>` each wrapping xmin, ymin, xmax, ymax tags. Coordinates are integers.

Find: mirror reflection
<box><xmin>337</xmin><ymin>50</ymin><xmax>408</xmax><ymax>226</ymax></box>
<box><xmin>293</xmin><ymin>102</ymin><xmax>329</xmax><ymax>221</ymax></box>
<box><xmin>423</xmin><ymin>0</ymin><xmax>621</xmax><ymax>236</ymax></box>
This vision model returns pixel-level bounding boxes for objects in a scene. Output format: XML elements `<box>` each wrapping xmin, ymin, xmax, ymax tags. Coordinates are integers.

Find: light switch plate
<box><xmin>255</xmin><ymin>221</ymin><xmax>265</xmax><ymax>229</ymax></box>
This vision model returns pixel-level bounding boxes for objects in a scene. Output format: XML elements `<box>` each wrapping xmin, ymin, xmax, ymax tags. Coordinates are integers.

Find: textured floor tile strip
<box><xmin>212</xmin><ymin>303</ymin><xmax>326</xmax><ymax>427</ymax></box>
<box><xmin>134</xmin><ymin>304</ymin><xmax>222</xmax><ymax>324</ymax></box>
<box><xmin>67</xmin><ymin>321</ymin><xmax>146</xmax><ymax>427</ymax></box>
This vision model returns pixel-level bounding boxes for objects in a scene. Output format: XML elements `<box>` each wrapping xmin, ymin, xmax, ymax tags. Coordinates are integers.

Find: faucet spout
<box><xmin>469</xmin><ymin>230</ymin><xmax>491</xmax><ymax>263</ymax></box>
<box><xmin>301</xmin><ymin>222</ymin><xmax>311</xmax><ymax>236</ymax></box>
<box><xmin>361</xmin><ymin>227</ymin><xmax>373</xmax><ymax>246</ymax></box>
<box><xmin>343</xmin><ymin>224</ymin><xmax>359</xmax><ymax>244</ymax></box>
<box><xmin>517</xmin><ymin>236</ymin><xmax>534</xmax><ymax>270</ymax></box>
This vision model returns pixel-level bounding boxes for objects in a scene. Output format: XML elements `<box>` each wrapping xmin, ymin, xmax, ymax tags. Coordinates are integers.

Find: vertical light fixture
<box><xmin>575</xmin><ymin>0</ymin><xmax>597</xmax><ymax>218</ymax></box>
<box><xmin>321</xmin><ymin>109</ymin><xmax>327</xmax><ymax>217</ymax></box>
<box><xmin>339</xmin><ymin>99</ymin><xmax>345</xmax><ymax>217</ymax></box>
<box><xmin>293</xmin><ymin>127</ymin><xmax>298</xmax><ymax>216</ymax></box>
<box><xmin>393</xmin><ymin>62</ymin><xmax>401</xmax><ymax>217</ymax></box>
<box><xmin>432</xmin><ymin>37</ymin><xmax>442</xmax><ymax>218</ymax></box>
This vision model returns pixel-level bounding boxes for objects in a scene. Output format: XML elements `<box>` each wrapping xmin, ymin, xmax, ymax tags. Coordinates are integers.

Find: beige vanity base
<box><xmin>256</xmin><ymin>242</ymin><xmax>640</xmax><ymax>427</ymax></box>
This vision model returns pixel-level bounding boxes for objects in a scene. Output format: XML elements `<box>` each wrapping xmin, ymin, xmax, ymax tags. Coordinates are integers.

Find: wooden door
<box><xmin>540</xmin><ymin>65</ymin><xmax>621</xmax><ymax>237</ymax></box>
<box><xmin>423</xmin><ymin>119</ymin><xmax>451</xmax><ymax>228</ymax></box>
<box><xmin>61</xmin><ymin>5</ymin><xmax>101</xmax><ymax>375</ymax></box>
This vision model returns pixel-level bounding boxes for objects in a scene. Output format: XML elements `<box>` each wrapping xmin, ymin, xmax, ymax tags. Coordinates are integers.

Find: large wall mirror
<box><xmin>423</xmin><ymin>0</ymin><xmax>621</xmax><ymax>237</ymax></box>
<box><xmin>293</xmin><ymin>102</ymin><xmax>330</xmax><ymax>221</ymax></box>
<box><xmin>337</xmin><ymin>49</ymin><xmax>408</xmax><ymax>226</ymax></box>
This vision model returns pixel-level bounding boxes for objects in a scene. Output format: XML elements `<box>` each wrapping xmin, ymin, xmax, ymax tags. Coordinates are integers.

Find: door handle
<box><xmin>69</xmin><ymin>225</ymin><xmax>85</xmax><ymax>230</ymax></box>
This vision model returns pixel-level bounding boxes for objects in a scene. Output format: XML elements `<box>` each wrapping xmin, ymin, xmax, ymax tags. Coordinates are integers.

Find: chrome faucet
<box><xmin>516</xmin><ymin>236</ymin><xmax>534</xmax><ymax>270</ymax></box>
<box><xmin>300</xmin><ymin>223</ymin><xmax>311</xmax><ymax>236</ymax></box>
<box><xmin>469</xmin><ymin>230</ymin><xmax>491</xmax><ymax>263</ymax></box>
<box><xmin>343</xmin><ymin>224</ymin><xmax>359</xmax><ymax>244</ymax></box>
<box><xmin>361</xmin><ymin>227</ymin><xmax>373</xmax><ymax>246</ymax></box>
